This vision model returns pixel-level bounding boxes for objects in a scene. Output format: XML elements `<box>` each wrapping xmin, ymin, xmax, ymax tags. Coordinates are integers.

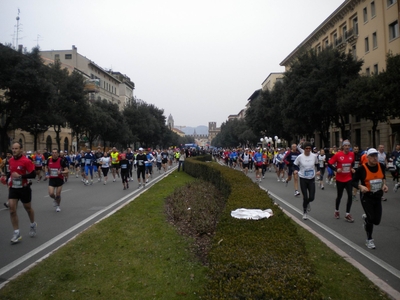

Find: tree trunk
<box><xmin>0</xmin><ymin>129</ymin><xmax>10</xmax><ymax>153</ymax></box>
<box><xmin>372</xmin><ymin>121</ymin><xmax>378</xmax><ymax>148</ymax></box>
<box><xmin>53</xmin><ymin>125</ymin><xmax>62</xmax><ymax>150</ymax></box>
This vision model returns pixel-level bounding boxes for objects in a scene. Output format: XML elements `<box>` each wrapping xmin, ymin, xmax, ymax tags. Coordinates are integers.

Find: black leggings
<box><xmin>335</xmin><ymin>180</ymin><xmax>353</xmax><ymax>212</ymax></box>
<box><xmin>361</xmin><ymin>194</ymin><xmax>382</xmax><ymax>240</ymax></box>
<box><xmin>299</xmin><ymin>177</ymin><xmax>316</xmax><ymax>213</ymax></box>
<box><xmin>137</xmin><ymin>168</ymin><xmax>145</xmax><ymax>180</ymax></box>
<box><xmin>121</xmin><ymin>172</ymin><xmax>129</xmax><ymax>184</ymax></box>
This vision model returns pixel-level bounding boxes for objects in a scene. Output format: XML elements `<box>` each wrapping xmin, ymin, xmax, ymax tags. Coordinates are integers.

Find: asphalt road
<box><xmin>1</xmin><ymin>161</ymin><xmax>399</xmax><ymax>298</ymax></box>
<box><xmin>0</xmin><ymin>165</ymin><xmax>176</xmax><ymax>287</ymax></box>
<box><xmin>237</xmin><ymin>163</ymin><xmax>400</xmax><ymax>298</ymax></box>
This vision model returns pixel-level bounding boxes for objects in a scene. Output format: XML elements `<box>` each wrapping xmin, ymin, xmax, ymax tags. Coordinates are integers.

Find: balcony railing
<box><xmin>346</xmin><ymin>27</ymin><xmax>358</xmax><ymax>43</ymax></box>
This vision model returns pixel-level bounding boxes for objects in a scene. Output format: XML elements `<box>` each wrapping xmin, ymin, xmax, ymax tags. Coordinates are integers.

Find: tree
<box><xmin>338</xmin><ymin>74</ymin><xmax>388</xmax><ymax>148</ymax></box>
<box><xmin>281</xmin><ymin>48</ymin><xmax>363</xmax><ymax>146</ymax></box>
<box><xmin>0</xmin><ymin>46</ymin><xmax>55</xmax><ymax>151</ymax></box>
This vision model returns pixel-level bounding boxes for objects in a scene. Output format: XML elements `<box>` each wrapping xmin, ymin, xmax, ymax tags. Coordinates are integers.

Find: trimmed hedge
<box><xmin>185</xmin><ymin>156</ymin><xmax>322</xmax><ymax>299</ymax></box>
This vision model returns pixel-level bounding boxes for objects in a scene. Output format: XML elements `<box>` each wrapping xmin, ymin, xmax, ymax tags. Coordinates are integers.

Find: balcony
<box><xmin>335</xmin><ymin>36</ymin><xmax>346</xmax><ymax>51</ymax></box>
<box><xmin>84</xmin><ymin>79</ymin><xmax>100</xmax><ymax>93</ymax></box>
<box><xmin>346</xmin><ymin>27</ymin><xmax>358</xmax><ymax>44</ymax></box>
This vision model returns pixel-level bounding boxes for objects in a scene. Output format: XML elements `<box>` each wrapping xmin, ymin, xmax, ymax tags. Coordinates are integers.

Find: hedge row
<box><xmin>185</xmin><ymin>155</ymin><xmax>322</xmax><ymax>299</ymax></box>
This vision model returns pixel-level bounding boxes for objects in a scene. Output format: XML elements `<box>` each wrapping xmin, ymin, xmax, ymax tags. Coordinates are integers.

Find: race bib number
<box><xmin>12</xmin><ymin>177</ymin><xmax>23</xmax><ymax>188</ymax></box>
<box><xmin>354</xmin><ymin>161</ymin><xmax>359</xmax><ymax>169</ymax></box>
<box><xmin>121</xmin><ymin>164</ymin><xmax>127</xmax><ymax>169</ymax></box>
<box><xmin>342</xmin><ymin>163</ymin><xmax>351</xmax><ymax>173</ymax></box>
<box><xmin>35</xmin><ymin>160</ymin><xmax>42</xmax><ymax>166</ymax></box>
<box><xmin>370</xmin><ymin>179</ymin><xmax>382</xmax><ymax>193</ymax></box>
<box><xmin>138</xmin><ymin>160</ymin><xmax>144</xmax><ymax>166</ymax></box>
<box><xmin>81</xmin><ymin>158</ymin><xmax>85</xmax><ymax>163</ymax></box>
<box><xmin>304</xmin><ymin>169</ymin><xmax>315</xmax><ymax>177</ymax></box>
<box><xmin>50</xmin><ymin>168</ymin><xmax>59</xmax><ymax>176</ymax></box>
<box><xmin>85</xmin><ymin>159</ymin><xmax>92</xmax><ymax>165</ymax></box>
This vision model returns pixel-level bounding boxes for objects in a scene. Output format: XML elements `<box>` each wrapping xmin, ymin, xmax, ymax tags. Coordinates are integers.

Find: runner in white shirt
<box><xmin>294</xmin><ymin>142</ymin><xmax>320</xmax><ymax>220</ymax></box>
<box><xmin>99</xmin><ymin>152</ymin><xmax>111</xmax><ymax>185</ymax></box>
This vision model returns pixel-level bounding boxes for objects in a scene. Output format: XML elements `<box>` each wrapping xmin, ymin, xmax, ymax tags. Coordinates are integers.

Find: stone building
<box><xmin>280</xmin><ymin>0</ymin><xmax>400</xmax><ymax>149</ymax></box>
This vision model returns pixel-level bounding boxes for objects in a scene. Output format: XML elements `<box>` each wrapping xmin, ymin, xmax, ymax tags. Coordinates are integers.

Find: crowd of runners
<box><xmin>0</xmin><ymin>143</ymin><xmax>200</xmax><ymax>244</ymax></box>
<box><xmin>1</xmin><ymin>141</ymin><xmax>399</xmax><ymax>249</ymax></box>
<box><xmin>213</xmin><ymin>141</ymin><xmax>400</xmax><ymax>250</ymax></box>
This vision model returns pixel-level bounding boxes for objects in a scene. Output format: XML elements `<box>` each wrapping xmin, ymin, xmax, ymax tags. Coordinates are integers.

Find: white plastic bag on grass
<box><xmin>231</xmin><ymin>208</ymin><xmax>273</xmax><ymax>220</ymax></box>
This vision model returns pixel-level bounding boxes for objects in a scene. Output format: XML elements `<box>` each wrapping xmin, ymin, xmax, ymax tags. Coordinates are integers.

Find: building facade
<box><xmin>280</xmin><ymin>0</ymin><xmax>400</xmax><ymax>149</ymax></box>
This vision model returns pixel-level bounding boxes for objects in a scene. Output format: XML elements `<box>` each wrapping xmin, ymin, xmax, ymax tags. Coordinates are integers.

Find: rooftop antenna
<box><xmin>34</xmin><ymin>34</ymin><xmax>43</xmax><ymax>48</ymax></box>
<box><xmin>15</xmin><ymin>9</ymin><xmax>22</xmax><ymax>50</ymax></box>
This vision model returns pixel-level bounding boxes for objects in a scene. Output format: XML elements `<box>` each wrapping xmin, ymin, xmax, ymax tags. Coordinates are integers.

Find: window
<box><xmin>363</xmin><ymin>7</ymin><xmax>368</xmax><ymax>23</ymax></box>
<box><xmin>389</xmin><ymin>21</ymin><xmax>399</xmax><ymax>40</ymax></box>
<box><xmin>333</xmin><ymin>32</ymin><xmax>338</xmax><ymax>45</ymax></box>
<box><xmin>342</xmin><ymin>25</ymin><xmax>347</xmax><ymax>39</ymax></box>
<box><xmin>54</xmin><ymin>54</ymin><xmax>60</xmax><ymax>61</ymax></box>
<box><xmin>65</xmin><ymin>54</ymin><xmax>72</xmax><ymax>59</ymax></box>
<box><xmin>365</xmin><ymin>37</ymin><xmax>370</xmax><ymax>52</ymax></box>
<box><xmin>371</xmin><ymin>1</ymin><xmax>376</xmax><ymax>18</ymax></box>
<box><xmin>387</xmin><ymin>0</ymin><xmax>396</xmax><ymax>7</ymax></box>
<box><xmin>353</xmin><ymin>17</ymin><xmax>359</xmax><ymax>35</ymax></box>
<box><xmin>317</xmin><ymin>45</ymin><xmax>321</xmax><ymax>53</ymax></box>
<box><xmin>324</xmin><ymin>39</ymin><xmax>329</xmax><ymax>48</ymax></box>
<box><xmin>351</xmin><ymin>44</ymin><xmax>357</xmax><ymax>59</ymax></box>
<box><xmin>374</xmin><ymin>64</ymin><xmax>379</xmax><ymax>74</ymax></box>
<box><xmin>372</xmin><ymin>32</ymin><xmax>378</xmax><ymax>48</ymax></box>
<box><xmin>366</xmin><ymin>67</ymin><xmax>370</xmax><ymax>75</ymax></box>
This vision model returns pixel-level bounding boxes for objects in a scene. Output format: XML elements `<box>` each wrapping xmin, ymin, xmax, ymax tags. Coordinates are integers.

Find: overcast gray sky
<box><xmin>1</xmin><ymin>0</ymin><xmax>345</xmax><ymax>128</ymax></box>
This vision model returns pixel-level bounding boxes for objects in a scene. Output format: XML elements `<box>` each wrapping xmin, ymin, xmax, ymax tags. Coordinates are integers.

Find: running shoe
<box><xmin>365</xmin><ymin>239</ymin><xmax>376</xmax><ymax>249</ymax></box>
<box><xmin>345</xmin><ymin>214</ymin><xmax>354</xmax><ymax>223</ymax></box>
<box><xmin>277</xmin><ymin>178</ymin><xmax>280</xmax><ymax>182</ymax></box>
<box><xmin>352</xmin><ymin>195</ymin><xmax>356</xmax><ymax>201</ymax></box>
<box><xmin>4</xmin><ymin>202</ymin><xmax>9</xmax><ymax>209</ymax></box>
<box><xmin>393</xmin><ymin>183</ymin><xmax>398</xmax><ymax>192</ymax></box>
<box><xmin>302</xmin><ymin>213</ymin><xmax>308</xmax><ymax>220</ymax></box>
<box><xmin>294</xmin><ymin>190</ymin><xmax>300</xmax><ymax>196</ymax></box>
<box><xmin>56</xmin><ymin>206</ymin><xmax>61</xmax><ymax>212</ymax></box>
<box><xmin>29</xmin><ymin>222</ymin><xmax>37</xmax><ymax>237</ymax></box>
<box><xmin>381</xmin><ymin>197</ymin><xmax>387</xmax><ymax>201</ymax></box>
<box><xmin>321</xmin><ymin>185</ymin><xmax>324</xmax><ymax>190</ymax></box>
<box><xmin>138</xmin><ymin>183</ymin><xmax>141</xmax><ymax>189</ymax></box>
<box><xmin>98</xmin><ymin>178</ymin><xmax>101</xmax><ymax>182</ymax></box>
<box><xmin>334</xmin><ymin>211</ymin><xmax>340</xmax><ymax>219</ymax></box>
<box><xmin>11</xmin><ymin>232</ymin><xmax>21</xmax><ymax>244</ymax></box>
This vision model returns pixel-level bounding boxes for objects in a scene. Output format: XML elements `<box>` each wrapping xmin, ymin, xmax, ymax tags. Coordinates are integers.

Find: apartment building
<box><xmin>280</xmin><ymin>0</ymin><xmax>400</xmax><ymax>149</ymax></box>
<box><xmin>261</xmin><ymin>72</ymin><xmax>284</xmax><ymax>92</ymax></box>
<box><xmin>40</xmin><ymin>46</ymin><xmax>134</xmax><ymax>112</ymax></box>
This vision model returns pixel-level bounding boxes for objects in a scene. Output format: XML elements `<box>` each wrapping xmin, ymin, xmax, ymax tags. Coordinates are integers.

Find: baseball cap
<box><xmin>139</xmin><ymin>147</ymin><xmax>144</xmax><ymax>151</ymax></box>
<box><xmin>367</xmin><ymin>148</ymin><xmax>378</xmax><ymax>156</ymax></box>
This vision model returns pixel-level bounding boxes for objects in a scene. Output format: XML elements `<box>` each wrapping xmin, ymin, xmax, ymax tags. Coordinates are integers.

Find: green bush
<box><xmin>185</xmin><ymin>156</ymin><xmax>323</xmax><ymax>299</ymax></box>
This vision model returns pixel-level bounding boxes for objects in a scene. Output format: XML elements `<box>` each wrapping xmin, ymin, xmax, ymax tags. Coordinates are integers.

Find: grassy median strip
<box><xmin>0</xmin><ymin>170</ymin><xmax>391</xmax><ymax>299</ymax></box>
<box><xmin>0</xmin><ymin>172</ymin><xmax>207</xmax><ymax>300</ymax></box>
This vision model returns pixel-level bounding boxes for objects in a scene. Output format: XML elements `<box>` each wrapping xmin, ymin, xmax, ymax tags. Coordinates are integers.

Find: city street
<box><xmin>0</xmin><ymin>161</ymin><xmax>399</xmax><ymax>297</ymax></box>
<box><xmin>0</xmin><ymin>166</ymin><xmax>175</xmax><ymax>288</ymax></box>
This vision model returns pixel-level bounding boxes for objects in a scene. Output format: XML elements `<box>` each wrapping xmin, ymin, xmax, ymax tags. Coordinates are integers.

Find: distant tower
<box><xmin>209</xmin><ymin>122</ymin><xmax>216</xmax><ymax>131</ymax></box>
<box><xmin>167</xmin><ymin>114</ymin><xmax>174</xmax><ymax>130</ymax></box>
